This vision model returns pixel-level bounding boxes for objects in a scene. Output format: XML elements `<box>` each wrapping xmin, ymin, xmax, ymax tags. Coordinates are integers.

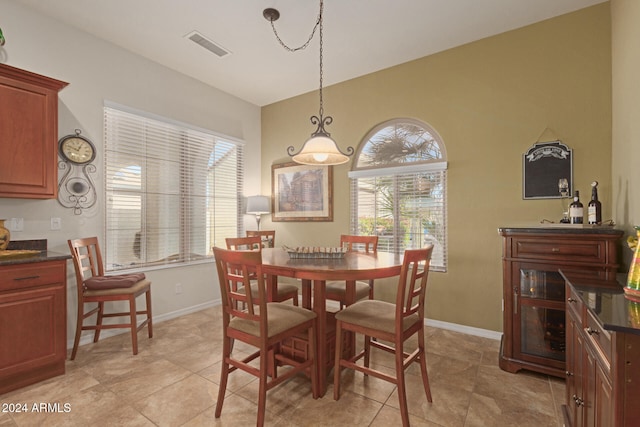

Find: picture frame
<box><xmin>271</xmin><ymin>162</ymin><xmax>333</xmax><ymax>222</ymax></box>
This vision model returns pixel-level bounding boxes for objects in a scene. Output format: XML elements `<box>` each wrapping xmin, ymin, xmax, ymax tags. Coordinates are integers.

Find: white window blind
<box><xmin>104</xmin><ymin>104</ymin><xmax>244</xmax><ymax>271</ymax></box>
<box><xmin>349</xmin><ymin>119</ymin><xmax>447</xmax><ymax>271</ymax></box>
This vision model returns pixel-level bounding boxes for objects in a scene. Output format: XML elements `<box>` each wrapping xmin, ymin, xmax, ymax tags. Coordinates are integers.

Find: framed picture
<box><xmin>271</xmin><ymin>162</ymin><xmax>333</xmax><ymax>222</ymax></box>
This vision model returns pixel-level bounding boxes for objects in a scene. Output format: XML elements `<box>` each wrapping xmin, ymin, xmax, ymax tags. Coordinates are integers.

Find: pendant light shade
<box><xmin>291</xmin><ymin>134</ymin><xmax>350</xmax><ymax>165</ymax></box>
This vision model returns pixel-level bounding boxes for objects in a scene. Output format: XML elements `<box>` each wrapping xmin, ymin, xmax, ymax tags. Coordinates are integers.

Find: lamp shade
<box><xmin>246</xmin><ymin>195</ymin><xmax>270</xmax><ymax>214</ymax></box>
<box><xmin>292</xmin><ymin>134</ymin><xmax>350</xmax><ymax>165</ymax></box>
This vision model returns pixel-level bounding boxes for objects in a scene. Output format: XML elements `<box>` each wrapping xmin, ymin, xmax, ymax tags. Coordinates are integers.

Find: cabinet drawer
<box><xmin>0</xmin><ymin>262</ymin><xmax>65</xmax><ymax>291</ymax></box>
<box><xmin>585</xmin><ymin>309</ymin><xmax>612</xmax><ymax>366</ymax></box>
<box><xmin>513</xmin><ymin>238</ymin><xmax>605</xmax><ymax>263</ymax></box>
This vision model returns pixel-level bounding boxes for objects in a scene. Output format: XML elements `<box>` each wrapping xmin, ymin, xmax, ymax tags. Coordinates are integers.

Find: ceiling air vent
<box><xmin>186</xmin><ymin>31</ymin><xmax>231</xmax><ymax>58</ymax></box>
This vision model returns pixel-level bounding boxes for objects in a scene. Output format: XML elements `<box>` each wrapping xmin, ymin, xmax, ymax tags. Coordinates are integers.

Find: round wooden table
<box><xmin>261</xmin><ymin>248</ymin><xmax>404</xmax><ymax>396</ymax></box>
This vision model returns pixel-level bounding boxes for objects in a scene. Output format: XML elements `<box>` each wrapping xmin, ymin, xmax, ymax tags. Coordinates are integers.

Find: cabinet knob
<box><xmin>586</xmin><ymin>327</ymin><xmax>599</xmax><ymax>336</ymax></box>
<box><xmin>572</xmin><ymin>395</ymin><xmax>584</xmax><ymax>407</ymax></box>
<box><xmin>565</xmin><ymin>370</ymin><xmax>573</xmax><ymax>377</ymax></box>
<box><xmin>551</xmin><ymin>247</ymin><xmax>560</xmax><ymax>252</ymax></box>
<box><xmin>567</xmin><ymin>297</ymin><xmax>577</xmax><ymax>303</ymax></box>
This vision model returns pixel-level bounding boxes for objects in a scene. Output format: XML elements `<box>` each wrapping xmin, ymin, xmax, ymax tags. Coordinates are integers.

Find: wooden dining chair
<box><xmin>325</xmin><ymin>234</ymin><xmax>379</xmax><ymax>308</ymax></box>
<box><xmin>213</xmin><ymin>247</ymin><xmax>318</xmax><ymax>426</ymax></box>
<box><xmin>226</xmin><ymin>236</ymin><xmax>299</xmax><ymax>305</ymax></box>
<box><xmin>333</xmin><ymin>245</ymin><xmax>434</xmax><ymax>427</ymax></box>
<box><xmin>246</xmin><ymin>229</ymin><xmax>276</xmax><ymax>248</ymax></box>
<box><xmin>67</xmin><ymin>237</ymin><xmax>153</xmax><ymax>360</ymax></box>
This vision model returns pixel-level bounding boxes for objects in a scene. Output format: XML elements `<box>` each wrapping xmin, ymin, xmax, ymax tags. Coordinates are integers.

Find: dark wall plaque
<box><xmin>523</xmin><ymin>141</ymin><xmax>573</xmax><ymax>199</ymax></box>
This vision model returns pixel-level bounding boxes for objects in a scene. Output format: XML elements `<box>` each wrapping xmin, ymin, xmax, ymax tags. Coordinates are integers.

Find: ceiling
<box><xmin>16</xmin><ymin>0</ymin><xmax>606</xmax><ymax>106</ymax></box>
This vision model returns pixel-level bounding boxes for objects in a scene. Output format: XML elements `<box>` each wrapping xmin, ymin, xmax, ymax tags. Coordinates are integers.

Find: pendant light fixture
<box><xmin>263</xmin><ymin>0</ymin><xmax>353</xmax><ymax>165</ymax></box>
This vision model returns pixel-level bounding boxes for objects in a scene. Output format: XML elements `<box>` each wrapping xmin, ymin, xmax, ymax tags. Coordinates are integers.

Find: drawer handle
<box><xmin>567</xmin><ymin>297</ymin><xmax>577</xmax><ymax>303</ymax></box>
<box><xmin>551</xmin><ymin>247</ymin><xmax>560</xmax><ymax>252</ymax></box>
<box><xmin>586</xmin><ymin>327</ymin><xmax>599</xmax><ymax>336</ymax></box>
<box><xmin>573</xmin><ymin>395</ymin><xmax>584</xmax><ymax>407</ymax></box>
<box><xmin>565</xmin><ymin>370</ymin><xmax>573</xmax><ymax>377</ymax></box>
<box><xmin>13</xmin><ymin>275</ymin><xmax>41</xmax><ymax>281</ymax></box>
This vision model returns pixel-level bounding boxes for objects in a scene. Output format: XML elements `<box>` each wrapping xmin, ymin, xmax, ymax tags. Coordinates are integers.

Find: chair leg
<box><xmin>309</xmin><ymin>321</ymin><xmax>319</xmax><ymax>399</ymax></box>
<box><xmin>333</xmin><ymin>320</ymin><xmax>344</xmax><ymax>401</ymax></box>
<box><xmin>395</xmin><ymin>340</ymin><xmax>410</xmax><ymax>427</ymax></box>
<box><xmin>93</xmin><ymin>302</ymin><xmax>104</xmax><ymax>343</ymax></box>
<box><xmin>70</xmin><ymin>301</ymin><xmax>84</xmax><ymax>360</ymax></box>
<box><xmin>257</xmin><ymin>345</ymin><xmax>268</xmax><ymax>427</ymax></box>
<box><xmin>418</xmin><ymin>330</ymin><xmax>432</xmax><ymax>402</ymax></box>
<box><xmin>364</xmin><ymin>335</ymin><xmax>371</xmax><ymax>371</ymax></box>
<box><xmin>215</xmin><ymin>335</ymin><xmax>231</xmax><ymax>418</ymax></box>
<box><xmin>130</xmin><ymin>296</ymin><xmax>139</xmax><ymax>355</ymax></box>
<box><xmin>146</xmin><ymin>288</ymin><xmax>153</xmax><ymax>338</ymax></box>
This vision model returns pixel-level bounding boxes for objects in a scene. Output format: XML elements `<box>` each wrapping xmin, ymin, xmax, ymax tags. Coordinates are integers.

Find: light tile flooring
<box><xmin>1</xmin><ymin>306</ymin><xmax>565</xmax><ymax>426</ymax></box>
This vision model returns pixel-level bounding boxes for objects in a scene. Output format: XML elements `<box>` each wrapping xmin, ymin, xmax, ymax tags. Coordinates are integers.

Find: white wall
<box><xmin>0</xmin><ymin>1</ymin><xmax>262</xmax><ymax>345</ymax></box>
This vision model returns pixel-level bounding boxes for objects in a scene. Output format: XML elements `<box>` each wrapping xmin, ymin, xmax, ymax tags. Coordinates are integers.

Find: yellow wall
<box><xmin>612</xmin><ymin>0</ymin><xmax>640</xmax><ymax>267</ymax></box>
<box><xmin>261</xmin><ymin>4</ymin><xmax>612</xmax><ymax>332</ymax></box>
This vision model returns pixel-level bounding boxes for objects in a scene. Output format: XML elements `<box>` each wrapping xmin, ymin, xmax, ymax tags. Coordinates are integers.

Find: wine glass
<box><xmin>558</xmin><ymin>178</ymin><xmax>570</xmax><ymax>223</ymax></box>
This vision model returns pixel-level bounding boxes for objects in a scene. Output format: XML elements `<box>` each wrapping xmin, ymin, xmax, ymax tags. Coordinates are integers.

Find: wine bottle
<box><xmin>588</xmin><ymin>181</ymin><xmax>602</xmax><ymax>225</ymax></box>
<box><xmin>569</xmin><ymin>190</ymin><xmax>584</xmax><ymax>224</ymax></box>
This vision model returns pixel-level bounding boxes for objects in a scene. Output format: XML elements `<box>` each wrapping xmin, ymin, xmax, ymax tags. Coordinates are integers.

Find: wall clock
<box><xmin>57</xmin><ymin>129</ymin><xmax>97</xmax><ymax>215</ymax></box>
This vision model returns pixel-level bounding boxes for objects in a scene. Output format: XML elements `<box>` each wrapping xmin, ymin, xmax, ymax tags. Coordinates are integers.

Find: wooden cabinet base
<box><xmin>0</xmin><ymin>361</ymin><xmax>65</xmax><ymax>395</ymax></box>
<box><xmin>0</xmin><ymin>259</ymin><xmax>67</xmax><ymax>395</ymax></box>
<box><xmin>498</xmin><ymin>336</ymin><xmax>565</xmax><ymax>377</ymax></box>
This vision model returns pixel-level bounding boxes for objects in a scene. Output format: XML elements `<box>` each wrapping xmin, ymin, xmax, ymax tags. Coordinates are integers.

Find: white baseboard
<box><xmin>67</xmin><ymin>299</ymin><xmax>221</xmax><ymax>349</ymax></box>
<box><xmin>425</xmin><ymin>318</ymin><xmax>502</xmax><ymax>341</ymax></box>
<box><xmin>68</xmin><ymin>299</ymin><xmax>501</xmax><ymax>349</ymax></box>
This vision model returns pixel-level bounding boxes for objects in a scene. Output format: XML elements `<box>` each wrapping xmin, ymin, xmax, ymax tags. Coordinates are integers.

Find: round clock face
<box><xmin>59</xmin><ymin>135</ymin><xmax>96</xmax><ymax>165</ymax></box>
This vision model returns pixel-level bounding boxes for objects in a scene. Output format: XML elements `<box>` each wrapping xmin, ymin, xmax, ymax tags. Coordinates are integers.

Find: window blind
<box><xmin>349</xmin><ymin>165</ymin><xmax>447</xmax><ymax>272</ymax></box>
<box><xmin>104</xmin><ymin>104</ymin><xmax>244</xmax><ymax>271</ymax></box>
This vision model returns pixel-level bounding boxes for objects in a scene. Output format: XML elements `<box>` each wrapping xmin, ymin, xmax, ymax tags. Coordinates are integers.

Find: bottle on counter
<box><xmin>569</xmin><ymin>190</ymin><xmax>583</xmax><ymax>224</ymax></box>
<box><xmin>588</xmin><ymin>181</ymin><xmax>602</xmax><ymax>225</ymax></box>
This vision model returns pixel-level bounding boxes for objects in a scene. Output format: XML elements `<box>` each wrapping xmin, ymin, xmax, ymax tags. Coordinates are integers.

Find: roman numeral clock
<box><xmin>57</xmin><ymin>129</ymin><xmax>97</xmax><ymax>214</ymax></box>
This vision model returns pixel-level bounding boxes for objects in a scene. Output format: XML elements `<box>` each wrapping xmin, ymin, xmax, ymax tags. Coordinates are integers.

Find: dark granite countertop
<box><xmin>499</xmin><ymin>226</ymin><xmax>623</xmax><ymax>235</ymax></box>
<box><xmin>560</xmin><ymin>271</ymin><xmax>640</xmax><ymax>336</ymax></box>
<box><xmin>0</xmin><ymin>239</ymin><xmax>70</xmax><ymax>266</ymax></box>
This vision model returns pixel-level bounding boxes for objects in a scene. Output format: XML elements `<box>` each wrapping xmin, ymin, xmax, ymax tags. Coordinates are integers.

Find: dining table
<box><xmin>261</xmin><ymin>247</ymin><xmax>404</xmax><ymax>396</ymax></box>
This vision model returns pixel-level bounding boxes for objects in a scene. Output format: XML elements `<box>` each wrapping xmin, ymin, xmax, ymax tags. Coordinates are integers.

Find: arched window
<box><xmin>349</xmin><ymin>118</ymin><xmax>447</xmax><ymax>271</ymax></box>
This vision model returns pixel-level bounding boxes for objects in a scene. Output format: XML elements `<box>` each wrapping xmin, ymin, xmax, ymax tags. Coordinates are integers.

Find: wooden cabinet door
<box><xmin>0</xmin><ymin>64</ymin><xmax>67</xmax><ymax>198</ymax></box>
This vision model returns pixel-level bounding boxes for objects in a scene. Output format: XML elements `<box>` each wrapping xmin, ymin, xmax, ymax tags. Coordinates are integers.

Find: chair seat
<box><xmin>230</xmin><ymin>303</ymin><xmax>316</xmax><ymax>338</ymax></box>
<box><xmin>325</xmin><ymin>280</ymin><xmax>370</xmax><ymax>301</ymax></box>
<box><xmin>335</xmin><ymin>299</ymin><xmax>419</xmax><ymax>334</ymax></box>
<box><xmin>240</xmin><ymin>281</ymin><xmax>298</xmax><ymax>298</ymax></box>
<box><xmin>84</xmin><ymin>279</ymin><xmax>151</xmax><ymax>297</ymax></box>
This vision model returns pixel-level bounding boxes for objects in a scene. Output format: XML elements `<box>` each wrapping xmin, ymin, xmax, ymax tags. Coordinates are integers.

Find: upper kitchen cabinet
<box><xmin>0</xmin><ymin>64</ymin><xmax>68</xmax><ymax>199</ymax></box>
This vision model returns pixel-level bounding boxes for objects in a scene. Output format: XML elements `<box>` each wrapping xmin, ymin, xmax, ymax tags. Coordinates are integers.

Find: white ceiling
<box><xmin>16</xmin><ymin>0</ymin><xmax>606</xmax><ymax>106</ymax></box>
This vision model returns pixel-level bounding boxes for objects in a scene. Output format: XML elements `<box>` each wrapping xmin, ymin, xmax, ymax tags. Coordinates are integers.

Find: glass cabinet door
<box><xmin>512</xmin><ymin>263</ymin><xmax>566</xmax><ymax>366</ymax></box>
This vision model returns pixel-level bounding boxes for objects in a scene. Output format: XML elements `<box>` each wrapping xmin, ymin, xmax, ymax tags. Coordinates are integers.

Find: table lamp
<box><xmin>246</xmin><ymin>195</ymin><xmax>270</xmax><ymax>230</ymax></box>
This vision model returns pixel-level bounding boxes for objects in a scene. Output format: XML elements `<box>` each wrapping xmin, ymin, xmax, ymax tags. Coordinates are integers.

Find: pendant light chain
<box><xmin>264</xmin><ymin>0</ymin><xmax>353</xmax><ymax>165</ymax></box>
<box><xmin>267</xmin><ymin>2</ymin><xmax>322</xmax><ymax>53</ymax></box>
<box><xmin>318</xmin><ymin>2</ymin><xmax>324</xmax><ymax>120</ymax></box>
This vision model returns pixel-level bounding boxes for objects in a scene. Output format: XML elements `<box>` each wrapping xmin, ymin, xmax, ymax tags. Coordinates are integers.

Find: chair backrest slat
<box><xmin>214</xmin><ymin>247</ymin><xmax>266</xmax><ymax>326</ymax></box>
<box><xmin>68</xmin><ymin>237</ymin><xmax>105</xmax><ymax>294</ymax></box>
<box><xmin>340</xmin><ymin>235</ymin><xmax>378</xmax><ymax>253</ymax></box>
<box><xmin>395</xmin><ymin>245</ymin><xmax>434</xmax><ymax>324</ymax></box>
<box><xmin>226</xmin><ymin>236</ymin><xmax>262</xmax><ymax>251</ymax></box>
<box><xmin>246</xmin><ymin>230</ymin><xmax>276</xmax><ymax>248</ymax></box>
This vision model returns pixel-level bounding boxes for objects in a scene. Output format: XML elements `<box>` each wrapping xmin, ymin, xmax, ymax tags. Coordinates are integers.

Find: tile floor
<box><xmin>0</xmin><ymin>306</ymin><xmax>565</xmax><ymax>426</ymax></box>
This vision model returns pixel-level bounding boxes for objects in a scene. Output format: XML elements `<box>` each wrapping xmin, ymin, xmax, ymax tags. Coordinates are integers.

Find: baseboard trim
<box><xmin>425</xmin><ymin>318</ymin><xmax>502</xmax><ymax>341</ymax></box>
<box><xmin>68</xmin><ymin>300</ymin><xmax>501</xmax><ymax>349</ymax></box>
<box><xmin>67</xmin><ymin>299</ymin><xmax>221</xmax><ymax>349</ymax></box>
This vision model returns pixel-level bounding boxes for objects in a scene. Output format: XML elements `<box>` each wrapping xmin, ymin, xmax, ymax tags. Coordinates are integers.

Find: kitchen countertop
<box><xmin>560</xmin><ymin>271</ymin><xmax>640</xmax><ymax>336</ymax></box>
<box><xmin>0</xmin><ymin>239</ymin><xmax>70</xmax><ymax>266</ymax></box>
